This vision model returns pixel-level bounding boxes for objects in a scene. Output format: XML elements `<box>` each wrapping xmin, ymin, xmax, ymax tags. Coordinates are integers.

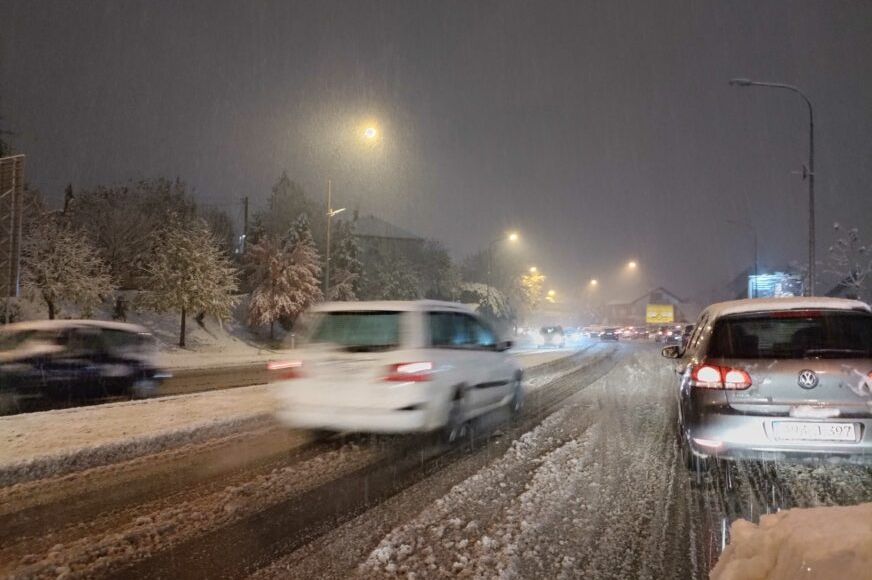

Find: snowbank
<box><xmin>711</xmin><ymin>503</ymin><xmax>872</xmax><ymax>580</ymax></box>
<box><xmin>0</xmin><ymin>385</ymin><xmax>276</xmax><ymax>486</ymax></box>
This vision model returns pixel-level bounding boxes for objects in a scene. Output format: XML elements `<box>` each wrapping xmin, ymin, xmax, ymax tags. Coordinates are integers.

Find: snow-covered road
<box><xmin>2</xmin><ymin>342</ymin><xmax>871</xmax><ymax>579</ymax></box>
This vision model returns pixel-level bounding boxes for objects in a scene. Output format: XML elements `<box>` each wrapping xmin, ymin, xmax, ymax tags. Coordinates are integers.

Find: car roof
<box><xmin>0</xmin><ymin>319</ymin><xmax>150</xmax><ymax>334</ymax></box>
<box><xmin>309</xmin><ymin>300</ymin><xmax>476</xmax><ymax>314</ymax></box>
<box><xmin>703</xmin><ymin>297</ymin><xmax>871</xmax><ymax>319</ymax></box>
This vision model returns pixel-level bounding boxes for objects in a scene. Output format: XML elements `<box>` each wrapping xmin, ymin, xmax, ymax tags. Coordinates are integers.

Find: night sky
<box><xmin>3</xmin><ymin>0</ymin><xmax>872</xmax><ymax>303</ymax></box>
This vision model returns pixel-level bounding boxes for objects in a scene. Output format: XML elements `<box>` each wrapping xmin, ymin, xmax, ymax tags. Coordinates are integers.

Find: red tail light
<box><xmin>384</xmin><ymin>362</ymin><xmax>434</xmax><ymax>382</ymax></box>
<box><xmin>690</xmin><ymin>364</ymin><xmax>752</xmax><ymax>390</ymax></box>
<box><xmin>267</xmin><ymin>360</ymin><xmax>304</xmax><ymax>380</ymax></box>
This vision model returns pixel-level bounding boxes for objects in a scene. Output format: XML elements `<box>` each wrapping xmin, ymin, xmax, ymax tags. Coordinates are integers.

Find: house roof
<box><xmin>349</xmin><ymin>214</ymin><xmax>421</xmax><ymax>241</ymax></box>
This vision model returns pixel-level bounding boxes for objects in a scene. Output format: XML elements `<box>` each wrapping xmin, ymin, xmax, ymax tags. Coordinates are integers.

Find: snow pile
<box><xmin>0</xmin><ymin>385</ymin><xmax>275</xmax><ymax>485</ymax></box>
<box><xmin>711</xmin><ymin>503</ymin><xmax>872</xmax><ymax>580</ymax></box>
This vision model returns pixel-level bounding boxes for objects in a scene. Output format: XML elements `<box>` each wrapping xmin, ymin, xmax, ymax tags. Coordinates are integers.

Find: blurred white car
<box><xmin>272</xmin><ymin>301</ymin><xmax>523</xmax><ymax>441</ymax></box>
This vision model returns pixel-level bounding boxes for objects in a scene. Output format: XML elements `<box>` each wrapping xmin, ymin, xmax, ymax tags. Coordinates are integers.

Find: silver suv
<box><xmin>663</xmin><ymin>297</ymin><xmax>872</xmax><ymax>469</ymax></box>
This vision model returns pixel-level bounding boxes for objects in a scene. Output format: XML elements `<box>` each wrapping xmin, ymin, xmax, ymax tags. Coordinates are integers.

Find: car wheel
<box><xmin>129</xmin><ymin>378</ymin><xmax>158</xmax><ymax>399</ymax></box>
<box><xmin>443</xmin><ymin>388</ymin><xmax>471</xmax><ymax>445</ymax></box>
<box><xmin>0</xmin><ymin>391</ymin><xmax>18</xmax><ymax>415</ymax></box>
<box><xmin>509</xmin><ymin>374</ymin><xmax>524</xmax><ymax>414</ymax></box>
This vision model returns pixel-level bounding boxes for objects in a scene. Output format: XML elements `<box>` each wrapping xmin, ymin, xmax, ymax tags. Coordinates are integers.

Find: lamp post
<box><xmin>729</xmin><ymin>78</ymin><xmax>815</xmax><ymax>295</ymax></box>
<box><xmin>323</xmin><ymin>124</ymin><xmax>378</xmax><ymax>297</ymax></box>
<box><xmin>485</xmin><ymin>231</ymin><xmax>519</xmax><ymax>316</ymax></box>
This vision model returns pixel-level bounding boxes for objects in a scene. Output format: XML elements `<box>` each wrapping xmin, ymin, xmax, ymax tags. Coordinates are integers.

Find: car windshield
<box><xmin>307</xmin><ymin>311</ymin><xmax>401</xmax><ymax>351</ymax></box>
<box><xmin>709</xmin><ymin>310</ymin><xmax>872</xmax><ymax>359</ymax></box>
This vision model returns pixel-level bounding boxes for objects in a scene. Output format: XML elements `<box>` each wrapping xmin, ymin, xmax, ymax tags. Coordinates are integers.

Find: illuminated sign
<box><xmin>646</xmin><ymin>304</ymin><xmax>674</xmax><ymax>324</ymax></box>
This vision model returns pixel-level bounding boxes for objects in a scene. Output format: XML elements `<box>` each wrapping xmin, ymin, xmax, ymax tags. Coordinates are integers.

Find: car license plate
<box><xmin>772</xmin><ymin>421</ymin><xmax>856</xmax><ymax>442</ymax></box>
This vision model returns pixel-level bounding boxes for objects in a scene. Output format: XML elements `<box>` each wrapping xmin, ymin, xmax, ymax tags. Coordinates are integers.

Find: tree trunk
<box><xmin>47</xmin><ymin>300</ymin><xmax>56</xmax><ymax>320</ymax></box>
<box><xmin>269</xmin><ymin>319</ymin><xmax>275</xmax><ymax>340</ymax></box>
<box><xmin>179</xmin><ymin>306</ymin><xmax>187</xmax><ymax>348</ymax></box>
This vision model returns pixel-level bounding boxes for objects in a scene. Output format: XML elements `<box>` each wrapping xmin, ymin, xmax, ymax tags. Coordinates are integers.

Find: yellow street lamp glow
<box><xmin>627</xmin><ymin>261</ymin><xmax>638</xmax><ymax>270</ymax></box>
<box><xmin>590</xmin><ymin>278</ymin><xmax>598</xmax><ymax>286</ymax></box>
<box><xmin>547</xmin><ymin>289</ymin><xmax>556</xmax><ymax>296</ymax></box>
<box><xmin>529</xmin><ymin>266</ymin><xmax>538</xmax><ymax>273</ymax></box>
<box><xmin>363</xmin><ymin>126</ymin><xmax>378</xmax><ymax>140</ymax></box>
<box><xmin>507</xmin><ymin>231</ymin><xmax>520</xmax><ymax>242</ymax></box>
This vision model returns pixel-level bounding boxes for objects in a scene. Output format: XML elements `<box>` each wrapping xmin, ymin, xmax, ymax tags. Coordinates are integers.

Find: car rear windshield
<box><xmin>308</xmin><ymin>311</ymin><xmax>401</xmax><ymax>351</ymax></box>
<box><xmin>708</xmin><ymin>310</ymin><xmax>872</xmax><ymax>359</ymax></box>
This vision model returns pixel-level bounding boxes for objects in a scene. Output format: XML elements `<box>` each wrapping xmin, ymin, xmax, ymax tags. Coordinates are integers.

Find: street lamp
<box><xmin>529</xmin><ymin>266</ymin><xmax>538</xmax><ymax>273</ymax></box>
<box><xmin>627</xmin><ymin>260</ymin><xmax>638</xmax><ymax>270</ymax></box>
<box><xmin>589</xmin><ymin>278</ymin><xmax>598</xmax><ymax>286</ymax></box>
<box><xmin>729</xmin><ymin>77</ymin><xmax>815</xmax><ymax>295</ymax></box>
<box><xmin>324</xmin><ymin>119</ymin><xmax>380</xmax><ymax>296</ymax></box>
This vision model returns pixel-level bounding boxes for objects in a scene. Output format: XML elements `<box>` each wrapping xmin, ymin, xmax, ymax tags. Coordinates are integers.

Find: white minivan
<box><xmin>272</xmin><ymin>300</ymin><xmax>523</xmax><ymax>441</ymax></box>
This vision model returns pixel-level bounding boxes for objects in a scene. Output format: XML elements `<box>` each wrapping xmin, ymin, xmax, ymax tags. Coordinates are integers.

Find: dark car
<box><xmin>0</xmin><ymin>320</ymin><xmax>169</xmax><ymax>414</ymax></box>
<box><xmin>600</xmin><ymin>327</ymin><xmax>620</xmax><ymax>341</ymax></box>
<box><xmin>538</xmin><ymin>325</ymin><xmax>565</xmax><ymax>348</ymax></box>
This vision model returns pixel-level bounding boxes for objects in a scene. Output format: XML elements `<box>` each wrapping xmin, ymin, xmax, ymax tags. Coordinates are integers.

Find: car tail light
<box><xmin>690</xmin><ymin>364</ymin><xmax>752</xmax><ymax>390</ymax></box>
<box><xmin>267</xmin><ymin>360</ymin><xmax>304</xmax><ymax>380</ymax></box>
<box><xmin>384</xmin><ymin>362</ymin><xmax>434</xmax><ymax>382</ymax></box>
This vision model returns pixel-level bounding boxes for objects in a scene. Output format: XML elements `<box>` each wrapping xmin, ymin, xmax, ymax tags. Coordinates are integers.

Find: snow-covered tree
<box><xmin>359</xmin><ymin>251</ymin><xmax>421</xmax><ymax>300</ymax></box>
<box><xmin>327</xmin><ymin>220</ymin><xmax>362</xmax><ymax>300</ymax></box>
<box><xmin>139</xmin><ymin>216</ymin><xmax>238</xmax><ymax>347</ymax></box>
<box><xmin>262</xmin><ymin>215</ymin><xmax>325</xmax><ymax>326</ymax></box>
<box><xmin>827</xmin><ymin>223</ymin><xmax>872</xmax><ymax>301</ymax></box>
<box><xmin>250</xmin><ymin>173</ymin><xmax>325</xmax><ymax>249</ymax></box>
<box><xmin>21</xmin><ymin>217</ymin><xmax>115</xmax><ymax>319</ymax></box>
<box><xmin>246</xmin><ymin>225</ymin><xmax>323</xmax><ymax>338</ymax></box>
<box><xmin>459</xmin><ymin>282</ymin><xmax>513</xmax><ymax>321</ymax></box>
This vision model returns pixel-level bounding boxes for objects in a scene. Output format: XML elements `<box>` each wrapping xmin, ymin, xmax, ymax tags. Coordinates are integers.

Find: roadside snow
<box><xmin>0</xmin><ymin>385</ymin><xmax>275</xmax><ymax>485</ymax></box>
<box><xmin>711</xmin><ymin>503</ymin><xmax>872</xmax><ymax>580</ymax></box>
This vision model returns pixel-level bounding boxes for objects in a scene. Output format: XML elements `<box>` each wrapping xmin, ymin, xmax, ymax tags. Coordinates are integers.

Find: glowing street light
<box><xmin>363</xmin><ymin>126</ymin><xmax>378</xmax><ymax>141</ymax></box>
<box><xmin>589</xmin><ymin>278</ymin><xmax>598</xmax><ymax>286</ymax></box>
<box><xmin>508</xmin><ymin>231</ymin><xmax>520</xmax><ymax>242</ymax></box>
<box><xmin>529</xmin><ymin>266</ymin><xmax>538</xmax><ymax>273</ymax></box>
<box><xmin>627</xmin><ymin>260</ymin><xmax>638</xmax><ymax>270</ymax></box>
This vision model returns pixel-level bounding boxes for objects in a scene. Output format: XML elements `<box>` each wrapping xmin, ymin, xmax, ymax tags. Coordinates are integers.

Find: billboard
<box><xmin>748</xmin><ymin>272</ymin><xmax>804</xmax><ymax>298</ymax></box>
<box><xmin>646</xmin><ymin>304</ymin><xmax>674</xmax><ymax>324</ymax></box>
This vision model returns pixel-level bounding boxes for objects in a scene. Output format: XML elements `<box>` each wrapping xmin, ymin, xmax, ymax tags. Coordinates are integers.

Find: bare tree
<box><xmin>827</xmin><ymin>223</ymin><xmax>872</xmax><ymax>301</ymax></box>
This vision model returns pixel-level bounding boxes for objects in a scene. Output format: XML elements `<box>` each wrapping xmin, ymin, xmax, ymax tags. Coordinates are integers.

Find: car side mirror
<box><xmin>661</xmin><ymin>345</ymin><xmax>681</xmax><ymax>359</ymax></box>
<box><xmin>496</xmin><ymin>340</ymin><xmax>513</xmax><ymax>352</ymax></box>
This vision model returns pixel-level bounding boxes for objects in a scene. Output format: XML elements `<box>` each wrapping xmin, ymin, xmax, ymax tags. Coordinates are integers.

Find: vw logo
<box><xmin>797</xmin><ymin>369</ymin><xmax>819</xmax><ymax>389</ymax></box>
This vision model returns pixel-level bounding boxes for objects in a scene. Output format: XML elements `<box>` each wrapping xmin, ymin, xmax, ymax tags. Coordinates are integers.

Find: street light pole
<box><xmin>325</xmin><ymin>178</ymin><xmax>332</xmax><ymax>295</ymax></box>
<box><xmin>729</xmin><ymin>78</ymin><xmax>815</xmax><ymax>295</ymax></box>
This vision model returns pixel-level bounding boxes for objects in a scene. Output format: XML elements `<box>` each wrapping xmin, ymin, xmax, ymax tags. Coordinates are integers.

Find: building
<box><xmin>604</xmin><ymin>287</ymin><xmax>700</xmax><ymax>327</ymax></box>
<box><xmin>348</xmin><ymin>213</ymin><xmax>423</xmax><ymax>258</ymax></box>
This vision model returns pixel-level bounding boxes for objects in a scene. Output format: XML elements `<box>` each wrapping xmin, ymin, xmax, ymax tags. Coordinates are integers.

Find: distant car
<box><xmin>663</xmin><ymin>297</ymin><xmax>872</xmax><ymax>471</ymax></box>
<box><xmin>537</xmin><ymin>325</ymin><xmax>565</xmax><ymax>348</ymax></box>
<box><xmin>272</xmin><ymin>301</ymin><xmax>523</xmax><ymax>442</ymax></box>
<box><xmin>0</xmin><ymin>320</ymin><xmax>168</xmax><ymax>414</ymax></box>
<box><xmin>600</xmin><ymin>327</ymin><xmax>620</xmax><ymax>341</ymax></box>
<box><xmin>656</xmin><ymin>325</ymin><xmax>682</xmax><ymax>344</ymax></box>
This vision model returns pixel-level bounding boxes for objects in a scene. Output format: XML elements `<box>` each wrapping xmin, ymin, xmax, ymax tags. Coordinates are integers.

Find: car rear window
<box><xmin>308</xmin><ymin>311</ymin><xmax>401</xmax><ymax>351</ymax></box>
<box><xmin>708</xmin><ymin>310</ymin><xmax>872</xmax><ymax>359</ymax></box>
